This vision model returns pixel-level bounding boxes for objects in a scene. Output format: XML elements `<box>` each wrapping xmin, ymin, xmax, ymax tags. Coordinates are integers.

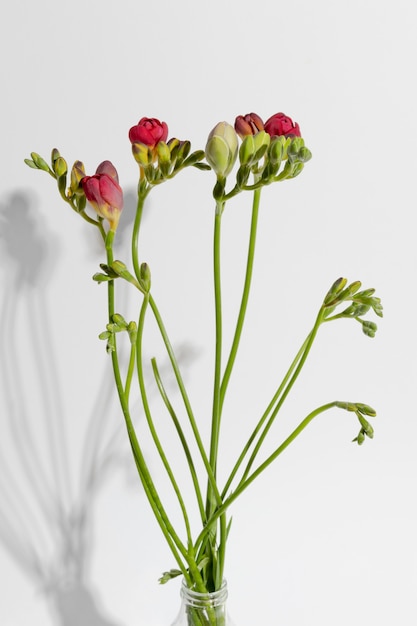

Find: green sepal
<box><xmin>76</xmin><ymin>194</ymin><xmax>87</xmax><ymax>213</ymax></box>
<box><xmin>236</xmin><ymin>164</ymin><xmax>250</xmax><ymax>188</ymax></box>
<box><xmin>24</xmin><ymin>158</ymin><xmax>38</xmax><ymax>169</ymax></box>
<box><xmin>213</xmin><ymin>177</ymin><xmax>226</xmax><ymax>201</ymax></box>
<box><xmin>174</xmin><ymin>140</ymin><xmax>191</xmax><ymax>170</ymax></box>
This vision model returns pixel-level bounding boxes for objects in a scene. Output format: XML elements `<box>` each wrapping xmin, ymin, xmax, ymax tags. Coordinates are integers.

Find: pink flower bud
<box><xmin>234</xmin><ymin>113</ymin><xmax>264</xmax><ymax>139</ymax></box>
<box><xmin>81</xmin><ymin>161</ymin><xmax>123</xmax><ymax>231</ymax></box>
<box><xmin>264</xmin><ymin>112</ymin><xmax>301</xmax><ymax>138</ymax></box>
<box><xmin>128</xmin><ymin>117</ymin><xmax>168</xmax><ymax>148</ymax></box>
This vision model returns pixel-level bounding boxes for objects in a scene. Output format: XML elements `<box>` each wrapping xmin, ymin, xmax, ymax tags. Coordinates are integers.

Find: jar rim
<box><xmin>180</xmin><ymin>579</ymin><xmax>228</xmax><ymax>607</ymax></box>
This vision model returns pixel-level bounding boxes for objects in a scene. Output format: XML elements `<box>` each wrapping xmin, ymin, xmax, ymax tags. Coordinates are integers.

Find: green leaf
<box><xmin>158</xmin><ymin>569</ymin><xmax>182</xmax><ymax>584</ymax></box>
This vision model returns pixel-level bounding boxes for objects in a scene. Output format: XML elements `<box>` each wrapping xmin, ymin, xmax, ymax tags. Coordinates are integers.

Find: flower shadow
<box><xmin>0</xmin><ymin>190</ymin><xmax>128</xmax><ymax>625</ymax></box>
<box><xmin>0</xmin><ymin>188</ymin><xmax>199</xmax><ymax>625</ymax></box>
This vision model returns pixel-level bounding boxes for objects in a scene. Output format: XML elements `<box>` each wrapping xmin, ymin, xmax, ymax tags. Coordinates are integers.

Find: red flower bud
<box><xmin>81</xmin><ymin>161</ymin><xmax>123</xmax><ymax>231</ymax></box>
<box><xmin>234</xmin><ymin>113</ymin><xmax>264</xmax><ymax>139</ymax></box>
<box><xmin>128</xmin><ymin>117</ymin><xmax>168</xmax><ymax>148</ymax></box>
<box><xmin>264</xmin><ymin>112</ymin><xmax>301</xmax><ymax>138</ymax></box>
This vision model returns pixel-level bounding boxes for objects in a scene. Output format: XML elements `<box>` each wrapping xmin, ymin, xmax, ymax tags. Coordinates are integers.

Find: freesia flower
<box><xmin>264</xmin><ymin>112</ymin><xmax>301</xmax><ymax>138</ymax></box>
<box><xmin>81</xmin><ymin>161</ymin><xmax>123</xmax><ymax>231</ymax></box>
<box><xmin>234</xmin><ymin>113</ymin><xmax>264</xmax><ymax>138</ymax></box>
<box><xmin>129</xmin><ymin>117</ymin><xmax>168</xmax><ymax>148</ymax></box>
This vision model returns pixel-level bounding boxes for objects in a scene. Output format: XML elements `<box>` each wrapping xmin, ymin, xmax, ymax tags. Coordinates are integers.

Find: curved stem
<box><xmin>149</xmin><ymin>295</ymin><xmax>221</xmax><ymax>506</ymax></box>
<box><xmin>219</xmin><ymin>187</ymin><xmax>261</xmax><ymax>411</ymax></box>
<box><xmin>136</xmin><ymin>295</ymin><xmax>193</xmax><ymax>548</ymax></box>
<box><xmin>221</xmin><ymin>331</ymin><xmax>312</xmax><ymax>498</ymax></box>
<box><xmin>131</xmin><ymin>185</ymin><xmax>220</xmax><ymax>507</ymax></box>
<box><xmin>132</xmin><ymin>186</ymin><xmax>148</xmax><ymax>281</ymax></box>
<box><xmin>238</xmin><ymin>308</ymin><xmax>325</xmax><ymax>485</ymax></box>
<box><xmin>208</xmin><ymin>207</ymin><xmax>224</xmax><ymax>483</ymax></box>
<box><xmin>151</xmin><ymin>358</ymin><xmax>206</xmax><ymax>524</ymax></box>
<box><xmin>105</xmin><ymin>230</ymin><xmax>195</xmax><ymax>588</ymax></box>
<box><xmin>195</xmin><ymin>401</ymin><xmax>338</xmax><ymax>553</ymax></box>
<box><xmin>124</xmin><ymin>341</ymin><xmax>136</xmax><ymax>399</ymax></box>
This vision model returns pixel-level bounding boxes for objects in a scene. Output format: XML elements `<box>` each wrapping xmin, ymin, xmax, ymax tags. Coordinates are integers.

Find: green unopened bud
<box><xmin>361</xmin><ymin>320</ymin><xmax>377</xmax><ymax>337</ymax></box>
<box><xmin>323</xmin><ymin>277</ymin><xmax>348</xmax><ymax>306</ymax></box>
<box><xmin>287</xmin><ymin>137</ymin><xmax>304</xmax><ymax>162</ymax></box>
<box><xmin>205</xmin><ymin>122</ymin><xmax>238</xmax><ymax>178</ymax></box>
<box><xmin>167</xmin><ymin>137</ymin><xmax>181</xmax><ymax>162</ymax></box>
<box><xmin>252</xmin><ymin>130</ymin><xmax>270</xmax><ymax>161</ymax></box>
<box><xmin>298</xmin><ymin>146</ymin><xmax>312</xmax><ymax>163</ymax></box>
<box><xmin>30</xmin><ymin>152</ymin><xmax>51</xmax><ymax>172</ymax></box>
<box><xmin>183</xmin><ymin>150</ymin><xmax>206</xmax><ymax>167</ymax></box>
<box><xmin>51</xmin><ymin>148</ymin><xmax>61</xmax><ymax>164</ymax></box>
<box><xmin>110</xmin><ymin>260</ymin><xmax>143</xmax><ymax>292</ymax></box>
<box><xmin>127</xmin><ymin>321</ymin><xmax>137</xmax><ymax>344</ymax></box>
<box><xmin>268</xmin><ymin>136</ymin><xmax>285</xmax><ymax>164</ymax></box>
<box><xmin>357</xmin><ymin>413</ymin><xmax>374</xmax><ymax>438</ymax></box>
<box><xmin>239</xmin><ymin>135</ymin><xmax>255</xmax><ymax>165</ymax></box>
<box><xmin>353</xmin><ymin>430</ymin><xmax>366</xmax><ymax>445</ymax></box>
<box><xmin>177</xmin><ymin>140</ymin><xmax>191</xmax><ymax>163</ymax></box>
<box><xmin>140</xmin><ymin>262</ymin><xmax>151</xmax><ymax>291</ymax></box>
<box><xmin>112</xmin><ymin>313</ymin><xmax>127</xmax><ymax>329</ymax></box>
<box><xmin>157</xmin><ymin>141</ymin><xmax>171</xmax><ymax>165</ymax></box>
<box><xmin>54</xmin><ymin>156</ymin><xmax>68</xmax><ymax>178</ymax></box>
<box><xmin>356</xmin><ymin>403</ymin><xmax>377</xmax><ymax>417</ymax></box>
<box><xmin>132</xmin><ymin>142</ymin><xmax>152</xmax><ymax>167</ymax></box>
<box><xmin>70</xmin><ymin>161</ymin><xmax>86</xmax><ymax>195</ymax></box>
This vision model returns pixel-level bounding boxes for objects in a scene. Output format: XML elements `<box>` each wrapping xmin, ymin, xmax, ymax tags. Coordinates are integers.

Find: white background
<box><xmin>1</xmin><ymin>1</ymin><xmax>416</xmax><ymax>625</ymax></box>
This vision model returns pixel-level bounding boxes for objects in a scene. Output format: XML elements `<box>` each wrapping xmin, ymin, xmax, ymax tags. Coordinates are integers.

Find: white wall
<box><xmin>1</xmin><ymin>1</ymin><xmax>416</xmax><ymax>625</ymax></box>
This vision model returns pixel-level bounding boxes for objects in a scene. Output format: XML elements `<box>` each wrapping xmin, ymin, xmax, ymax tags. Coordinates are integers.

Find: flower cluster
<box><xmin>25</xmin><ymin>110</ymin><xmax>382</xmax><ymax>610</ymax></box>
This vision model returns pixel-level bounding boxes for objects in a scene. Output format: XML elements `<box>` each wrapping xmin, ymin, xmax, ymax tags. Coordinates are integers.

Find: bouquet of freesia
<box><xmin>26</xmin><ymin>111</ymin><xmax>382</xmax><ymax>623</ymax></box>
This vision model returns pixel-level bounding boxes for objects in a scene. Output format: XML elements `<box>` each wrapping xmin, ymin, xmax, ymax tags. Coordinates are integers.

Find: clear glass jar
<box><xmin>171</xmin><ymin>579</ymin><xmax>236</xmax><ymax>626</ymax></box>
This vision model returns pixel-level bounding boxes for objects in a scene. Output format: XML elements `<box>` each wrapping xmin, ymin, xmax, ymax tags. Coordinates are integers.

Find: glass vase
<box><xmin>171</xmin><ymin>579</ymin><xmax>236</xmax><ymax>626</ymax></box>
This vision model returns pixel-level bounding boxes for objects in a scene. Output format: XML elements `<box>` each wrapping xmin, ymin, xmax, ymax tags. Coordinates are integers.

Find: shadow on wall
<box><xmin>0</xmin><ymin>189</ymin><xmax>199</xmax><ymax>625</ymax></box>
<box><xmin>0</xmin><ymin>190</ymin><xmax>128</xmax><ymax>624</ymax></box>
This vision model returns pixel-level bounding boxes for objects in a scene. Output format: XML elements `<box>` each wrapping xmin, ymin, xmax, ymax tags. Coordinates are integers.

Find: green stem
<box><xmin>208</xmin><ymin>206</ymin><xmax>224</xmax><ymax>482</ymax></box>
<box><xmin>131</xmin><ymin>185</ymin><xmax>220</xmax><ymax>508</ymax></box>
<box><xmin>132</xmin><ymin>186</ymin><xmax>148</xmax><ymax>281</ymax></box>
<box><xmin>151</xmin><ymin>357</ymin><xmax>206</xmax><ymax>524</ymax></box>
<box><xmin>221</xmin><ymin>331</ymin><xmax>312</xmax><ymax>498</ymax></box>
<box><xmin>219</xmin><ymin>187</ymin><xmax>261</xmax><ymax>411</ymax></box>
<box><xmin>136</xmin><ymin>295</ymin><xmax>194</xmax><ymax>549</ymax></box>
<box><xmin>105</xmin><ymin>231</ymin><xmax>193</xmax><ymax>585</ymax></box>
<box><xmin>124</xmin><ymin>341</ymin><xmax>136</xmax><ymax>399</ymax></box>
<box><xmin>149</xmin><ymin>295</ymin><xmax>222</xmax><ymax>508</ymax></box>
<box><xmin>195</xmin><ymin>401</ymin><xmax>339</xmax><ymax>553</ymax></box>
<box><xmin>239</xmin><ymin>308</ymin><xmax>325</xmax><ymax>485</ymax></box>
